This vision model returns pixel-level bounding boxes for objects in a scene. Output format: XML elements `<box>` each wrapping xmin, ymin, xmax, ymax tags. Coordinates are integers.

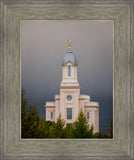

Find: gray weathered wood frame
<box><xmin>1</xmin><ymin>0</ymin><xmax>133</xmax><ymax>159</ymax></box>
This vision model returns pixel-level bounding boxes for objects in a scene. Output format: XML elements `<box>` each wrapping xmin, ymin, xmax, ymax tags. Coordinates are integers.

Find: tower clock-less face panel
<box><xmin>65</xmin><ymin>93</ymin><xmax>74</xmax><ymax>104</ymax></box>
<box><xmin>67</xmin><ymin>95</ymin><xmax>72</xmax><ymax>101</ymax></box>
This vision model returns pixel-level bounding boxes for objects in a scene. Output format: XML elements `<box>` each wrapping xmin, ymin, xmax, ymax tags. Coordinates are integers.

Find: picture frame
<box><xmin>1</xmin><ymin>0</ymin><xmax>133</xmax><ymax>159</ymax></box>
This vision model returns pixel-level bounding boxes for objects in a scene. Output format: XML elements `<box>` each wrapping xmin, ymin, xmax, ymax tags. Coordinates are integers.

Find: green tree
<box><xmin>61</xmin><ymin>123</ymin><xmax>74</xmax><ymax>138</ymax></box>
<box><xmin>21</xmin><ymin>88</ymin><xmax>41</xmax><ymax>138</ymax></box>
<box><xmin>73</xmin><ymin>110</ymin><xmax>94</xmax><ymax>138</ymax></box>
<box><xmin>88</xmin><ymin>124</ymin><xmax>94</xmax><ymax>138</ymax></box>
<box><xmin>49</xmin><ymin>115</ymin><xmax>65</xmax><ymax>138</ymax></box>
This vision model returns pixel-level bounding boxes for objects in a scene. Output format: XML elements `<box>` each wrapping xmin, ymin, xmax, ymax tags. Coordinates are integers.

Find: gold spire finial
<box><xmin>68</xmin><ymin>40</ymin><xmax>71</xmax><ymax>49</ymax></box>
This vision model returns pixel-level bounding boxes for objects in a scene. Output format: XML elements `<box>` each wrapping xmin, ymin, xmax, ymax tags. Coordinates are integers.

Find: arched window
<box><xmin>68</xmin><ymin>65</ymin><xmax>71</xmax><ymax>77</ymax></box>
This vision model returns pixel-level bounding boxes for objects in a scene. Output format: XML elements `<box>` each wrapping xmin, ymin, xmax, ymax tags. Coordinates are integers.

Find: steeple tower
<box><xmin>59</xmin><ymin>41</ymin><xmax>80</xmax><ymax>121</ymax></box>
<box><xmin>60</xmin><ymin>41</ymin><xmax>79</xmax><ymax>87</ymax></box>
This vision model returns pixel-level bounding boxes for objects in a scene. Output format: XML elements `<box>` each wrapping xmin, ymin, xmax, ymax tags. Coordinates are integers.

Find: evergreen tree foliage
<box><xmin>21</xmin><ymin>88</ymin><xmax>41</xmax><ymax>138</ymax></box>
<box><xmin>49</xmin><ymin>115</ymin><xmax>65</xmax><ymax>138</ymax></box>
<box><xmin>61</xmin><ymin>123</ymin><xmax>74</xmax><ymax>138</ymax></box>
<box><xmin>88</xmin><ymin>124</ymin><xmax>94</xmax><ymax>138</ymax></box>
<box><xmin>73</xmin><ymin>110</ymin><xmax>94</xmax><ymax>138</ymax></box>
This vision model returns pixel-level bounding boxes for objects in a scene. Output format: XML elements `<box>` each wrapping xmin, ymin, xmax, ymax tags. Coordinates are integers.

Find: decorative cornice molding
<box><xmin>59</xmin><ymin>86</ymin><xmax>80</xmax><ymax>89</ymax></box>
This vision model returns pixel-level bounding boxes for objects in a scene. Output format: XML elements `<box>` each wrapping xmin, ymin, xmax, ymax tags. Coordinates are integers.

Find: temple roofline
<box><xmin>45</xmin><ymin>102</ymin><xmax>55</xmax><ymax>107</ymax></box>
<box><xmin>84</xmin><ymin>101</ymin><xmax>99</xmax><ymax>107</ymax></box>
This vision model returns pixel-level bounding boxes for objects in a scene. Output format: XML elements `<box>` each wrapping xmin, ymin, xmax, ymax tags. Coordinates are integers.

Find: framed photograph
<box><xmin>21</xmin><ymin>20</ymin><xmax>113</xmax><ymax>139</ymax></box>
<box><xmin>1</xmin><ymin>0</ymin><xmax>133</xmax><ymax>159</ymax></box>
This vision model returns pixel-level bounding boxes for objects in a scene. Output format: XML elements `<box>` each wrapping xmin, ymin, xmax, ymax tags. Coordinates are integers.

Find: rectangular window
<box><xmin>68</xmin><ymin>65</ymin><xmax>71</xmax><ymax>77</ymax></box>
<box><xmin>87</xmin><ymin>124</ymin><xmax>90</xmax><ymax>129</ymax></box>
<box><xmin>87</xmin><ymin>112</ymin><xmax>89</xmax><ymax>119</ymax></box>
<box><xmin>51</xmin><ymin>112</ymin><xmax>53</xmax><ymax>119</ymax></box>
<box><xmin>67</xmin><ymin>108</ymin><xmax>72</xmax><ymax>119</ymax></box>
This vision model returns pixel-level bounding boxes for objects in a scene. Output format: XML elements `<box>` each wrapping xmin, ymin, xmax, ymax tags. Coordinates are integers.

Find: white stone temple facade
<box><xmin>45</xmin><ymin>41</ymin><xmax>100</xmax><ymax>133</ymax></box>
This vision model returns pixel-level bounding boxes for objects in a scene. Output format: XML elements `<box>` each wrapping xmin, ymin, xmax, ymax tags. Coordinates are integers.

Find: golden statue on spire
<box><xmin>68</xmin><ymin>40</ymin><xmax>71</xmax><ymax>49</ymax></box>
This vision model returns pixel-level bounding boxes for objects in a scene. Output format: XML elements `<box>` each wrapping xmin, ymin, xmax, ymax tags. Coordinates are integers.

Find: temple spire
<box><xmin>68</xmin><ymin>40</ymin><xmax>71</xmax><ymax>49</ymax></box>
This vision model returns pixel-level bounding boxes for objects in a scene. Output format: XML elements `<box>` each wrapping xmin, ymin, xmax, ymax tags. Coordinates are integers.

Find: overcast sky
<box><xmin>21</xmin><ymin>20</ymin><xmax>113</xmax><ymax>133</ymax></box>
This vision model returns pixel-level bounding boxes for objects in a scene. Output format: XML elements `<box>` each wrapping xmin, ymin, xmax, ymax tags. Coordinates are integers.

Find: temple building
<box><xmin>45</xmin><ymin>41</ymin><xmax>100</xmax><ymax>133</ymax></box>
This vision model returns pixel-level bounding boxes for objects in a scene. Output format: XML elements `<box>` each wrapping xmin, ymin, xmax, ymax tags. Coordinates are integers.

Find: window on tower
<box><xmin>87</xmin><ymin>112</ymin><xmax>89</xmax><ymax>119</ymax></box>
<box><xmin>67</xmin><ymin>108</ymin><xmax>72</xmax><ymax>119</ymax></box>
<box><xmin>68</xmin><ymin>65</ymin><xmax>71</xmax><ymax>77</ymax></box>
<box><xmin>51</xmin><ymin>112</ymin><xmax>53</xmax><ymax>119</ymax></box>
